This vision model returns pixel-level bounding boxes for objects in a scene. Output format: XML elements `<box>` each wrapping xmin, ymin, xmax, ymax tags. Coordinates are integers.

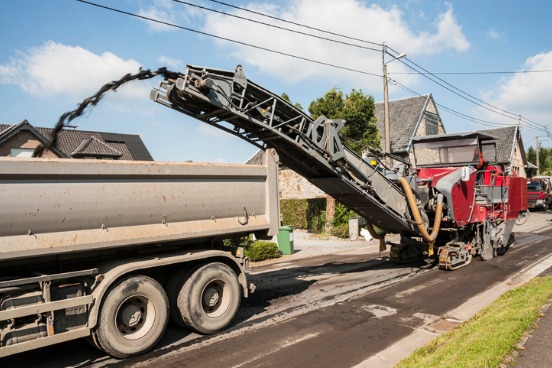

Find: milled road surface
<box><xmin>125</xmin><ymin>227</ymin><xmax>552</xmax><ymax>368</ymax></box>
<box><xmin>3</xmin><ymin>212</ymin><xmax>552</xmax><ymax>368</ymax></box>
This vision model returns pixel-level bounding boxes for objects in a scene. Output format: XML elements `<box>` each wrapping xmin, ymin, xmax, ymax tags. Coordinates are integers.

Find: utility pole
<box><xmin>382</xmin><ymin>44</ymin><xmax>406</xmax><ymax>168</ymax></box>
<box><xmin>536</xmin><ymin>136</ymin><xmax>540</xmax><ymax>176</ymax></box>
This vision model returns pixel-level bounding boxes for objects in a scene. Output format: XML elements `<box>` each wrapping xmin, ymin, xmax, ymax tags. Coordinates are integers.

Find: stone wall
<box><xmin>279</xmin><ymin>169</ymin><xmax>327</xmax><ymax>199</ymax></box>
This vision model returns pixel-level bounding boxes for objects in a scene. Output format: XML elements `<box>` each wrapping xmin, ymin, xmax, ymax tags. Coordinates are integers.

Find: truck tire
<box><xmin>166</xmin><ymin>267</ymin><xmax>197</xmax><ymax>328</ymax></box>
<box><xmin>93</xmin><ymin>275</ymin><xmax>169</xmax><ymax>359</ymax></box>
<box><xmin>170</xmin><ymin>262</ymin><xmax>241</xmax><ymax>334</ymax></box>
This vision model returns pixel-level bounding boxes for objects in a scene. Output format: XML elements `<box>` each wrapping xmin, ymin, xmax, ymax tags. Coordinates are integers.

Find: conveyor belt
<box><xmin>151</xmin><ymin>65</ymin><xmax>416</xmax><ymax>234</ymax></box>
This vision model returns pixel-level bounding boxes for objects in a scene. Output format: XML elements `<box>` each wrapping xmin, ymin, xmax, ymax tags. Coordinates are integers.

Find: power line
<box><xmin>76</xmin><ymin>0</ymin><xmax>548</xmax><ymax>134</ymax></box>
<box><xmin>172</xmin><ymin>0</ymin><xmax>381</xmax><ymax>52</ymax></box>
<box><xmin>75</xmin><ymin>0</ymin><xmax>381</xmax><ymax>78</ymax></box>
<box><xmin>390</xmin><ymin>70</ymin><xmax>552</xmax><ymax>75</ymax></box>
<box><xmin>206</xmin><ymin>0</ymin><xmax>548</xmax><ymax>133</ymax></box>
<box><xmin>389</xmin><ymin>79</ymin><xmax>539</xmax><ymax>131</ymax></box>
<box><xmin>395</xmin><ymin>56</ymin><xmax>547</xmax><ymax>131</ymax></box>
<box><xmin>204</xmin><ymin>0</ymin><xmax>383</xmax><ymax>48</ymax></box>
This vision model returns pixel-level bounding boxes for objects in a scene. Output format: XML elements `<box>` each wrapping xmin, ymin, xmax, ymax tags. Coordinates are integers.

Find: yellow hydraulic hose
<box><xmin>399</xmin><ymin>177</ymin><xmax>444</xmax><ymax>256</ymax></box>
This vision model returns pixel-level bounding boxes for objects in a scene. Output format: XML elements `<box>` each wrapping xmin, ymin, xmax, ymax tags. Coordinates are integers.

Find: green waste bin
<box><xmin>277</xmin><ymin>226</ymin><xmax>294</xmax><ymax>255</ymax></box>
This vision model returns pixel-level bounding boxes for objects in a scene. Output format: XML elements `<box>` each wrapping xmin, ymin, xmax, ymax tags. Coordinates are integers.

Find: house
<box><xmin>0</xmin><ymin>120</ymin><xmax>153</xmax><ymax>161</ymax></box>
<box><xmin>275</xmin><ymin>93</ymin><xmax>446</xmax><ymax>201</ymax></box>
<box><xmin>373</xmin><ymin>94</ymin><xmax>446</xmax><ymax>162</ymax></box>
<box><xmin>477</xmin><ymin>125</ymin><xmax>527</xmax><ymax>178</ymax></box>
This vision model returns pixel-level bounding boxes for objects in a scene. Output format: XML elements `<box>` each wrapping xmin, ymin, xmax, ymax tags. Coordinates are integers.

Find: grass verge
<box><xmin>396</xmin><ymin>275</ymin><xmax>552</xmax><ymax>368</ymax></box>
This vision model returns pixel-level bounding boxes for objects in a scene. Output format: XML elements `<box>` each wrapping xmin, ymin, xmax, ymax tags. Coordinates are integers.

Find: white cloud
<box><xmin>138</xmin><ymin>0</ymin><xmax>176</xmax><ymax>32</ymax></box>
<box><xmin>199</xmin><ymin>0</ymin><xmax>469</xmax><ymax>92</ymax></box>
<box><xmin>481</xmin><ymin>51</ymin><xmax>552</xmax><ymax>125</ymax></box>
<box><xmin>0</xmin><ymin>41</ymin><xmax>143</xmax><ymax>99</ymax></box>
<box><xmin>487</xmin><ymin>27</ymin><xmax>504</xmax><ymax>40</ymax></box>
<box><xmin>138</xmin><ymin>0</ymin><xmax>202</xmax><ymax>32</ymax></box>
<box><xmin>158</xmin><ymin>55</ymin><xmax>184</xmax><ymax>70</ymax></box>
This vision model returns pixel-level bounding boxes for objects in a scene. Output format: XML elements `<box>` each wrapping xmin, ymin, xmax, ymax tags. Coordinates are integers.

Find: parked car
<box><xmin>527</xmin><ymin>176</ymin><xmax>552</xmax><ymax>210</ymax></box>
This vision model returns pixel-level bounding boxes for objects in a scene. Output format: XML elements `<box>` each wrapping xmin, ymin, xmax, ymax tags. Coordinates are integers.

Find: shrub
<box><xmin>331</xmin><ymin>223</ymin><xmax>349</xmax><ymax>238</ymax></box>
<box><xmin>329</xmin><ymin>202</ymin><xmax>357</xmax><ymax>238</ymax></box>
<box><xmin>245</xmin><ymin>241</ymin><xmax>281</xmax><ymax>262</ymax></box>
<box><xmin>280</xmin><ymin>198</ymin><xmax>326</xmax><ymax>231</ymax></box>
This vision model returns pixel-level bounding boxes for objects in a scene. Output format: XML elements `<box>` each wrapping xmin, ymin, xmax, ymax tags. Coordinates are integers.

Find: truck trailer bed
<box><xmin>0</xmin><ymin>150</ymin><xmax>280</xmax><ymax>262</ymax></box>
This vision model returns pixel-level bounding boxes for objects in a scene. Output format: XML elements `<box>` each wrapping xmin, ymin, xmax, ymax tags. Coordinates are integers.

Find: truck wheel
<box><xmin>171</xmin><ymin>262</ymin><xmax>241</xmax><ymax>334</ymax></box>
<box><xmin>93</xmin><ymin>275</ymin><xmax>169</xmax><ymax>359</ymax></box>
<box><xmin>166</xmin><ymin>268</ymin><xmax>196</xmax><ymax>328</ymax></box>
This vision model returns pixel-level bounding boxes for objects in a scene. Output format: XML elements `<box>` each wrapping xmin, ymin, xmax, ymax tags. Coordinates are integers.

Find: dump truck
<box><xmin>0</xmin><ymin>151</ymin><xmax>280</xmax><ymax>358</ymax></box>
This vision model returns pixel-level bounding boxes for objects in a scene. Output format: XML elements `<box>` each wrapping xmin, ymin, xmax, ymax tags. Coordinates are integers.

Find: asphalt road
<box><xmin>124</xmin><ymin>226</ymin><xmax>552</xmax><ymax>368</ymax></box>
<box><xmin>3</xmin><ymin>212</ymin><xmax>552</xmax><ymax>368</ymax></box>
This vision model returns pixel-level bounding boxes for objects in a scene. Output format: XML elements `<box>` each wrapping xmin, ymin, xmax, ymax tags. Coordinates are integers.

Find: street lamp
<box><xmin>383</xmin><ymin>43</ymin><xmax>406</xmax><ymax>168</ymax></box>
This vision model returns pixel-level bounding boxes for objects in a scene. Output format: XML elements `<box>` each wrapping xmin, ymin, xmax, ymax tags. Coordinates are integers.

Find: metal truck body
<box><xmin>0</xmin><ymin>150</ymin><xmax>280</xmax><ymax>358</ymax></box>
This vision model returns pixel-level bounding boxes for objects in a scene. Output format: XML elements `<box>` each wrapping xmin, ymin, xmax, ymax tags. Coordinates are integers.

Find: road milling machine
<box><xmin>151</xmin><ymin>64</ymin><xmax>528</xmax><ymax>271</ymax></box>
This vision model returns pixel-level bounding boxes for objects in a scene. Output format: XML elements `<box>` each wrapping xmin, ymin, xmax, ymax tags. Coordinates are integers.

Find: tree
<box><xmin>308</xmin><ymin>88</ymin><xmax>380</xmax><ymax>155</ymax></box>
<box><xmin>281</xmin><ymin>92</ymin><xmax>303</xmax><ymax>110</ymax></box>
<box><xmin>527</xmin><ymin>146</ymin><xmax>552</xmax><ymax>175</ymax></box>
<box><xmin>308</xmin><ymin>88</ymin><xmax>380</xmax><ymax>236</ymax></box>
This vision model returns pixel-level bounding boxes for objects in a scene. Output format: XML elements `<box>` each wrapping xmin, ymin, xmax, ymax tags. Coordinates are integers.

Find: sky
<box><xmin>1</xmin><ymin>0</ymin><xmax>551</xmax><ymax>163</ymax></box>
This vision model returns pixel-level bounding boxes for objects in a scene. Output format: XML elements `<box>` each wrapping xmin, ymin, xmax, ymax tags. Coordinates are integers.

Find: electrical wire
<box><xmin>76</xmin><ymin>0</ymin><xmax>550</xmax><ymax>136</ymax></box>
<box><xmin>172</xmin><ymin>0</ymin><xmax>382</xmax><ymax>52</ymax></box>
<box><xmin>205</xmin><ymin>0</ymin><xmax>549</xmax><ymax>134</ymax></box>
<box><xmin>203</xmin><ymin>0</ymin><xmax>383</xmax><ymax>48</ymax></box>
<box><xmin>75</xmin><ymin>0</ymin><xmax>381</xmax><ymax>78</ymax></box>
<box><xmin>390</xmin><ymin>79</ymin><xmax>544</xmax><ymax>133</ymax></box>
<box><xmin>395</xmin><ymin>55</ymin><xmax>547</xmax><ymax>131</ymax></box>
<box><xmin>391</xmin><ymin>69</ymin><xmax>552</xmax><ymax>75</ymax></box>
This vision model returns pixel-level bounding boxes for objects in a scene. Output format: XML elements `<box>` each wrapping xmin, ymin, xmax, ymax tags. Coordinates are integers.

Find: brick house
<box><xmin>0</xmin><ymin>120</ymin><xmax>153</xmax><ymax>160</ymax></box>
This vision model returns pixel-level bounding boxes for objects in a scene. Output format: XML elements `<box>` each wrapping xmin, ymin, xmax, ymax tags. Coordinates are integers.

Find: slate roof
<box><xmin>477</xmin><ymin>126</ymin><xmax>523</xmax><ymax>164</ymax></box>
<box><xmin>374</xmin><ymin>94</ymin><xmax>433</xmax><ymax>153</ymax></box>
<box><xmin>245</xmin><ymin>149</ymin><xmax>265</xmax><ymax>165</ymax></box>
<box><xmin>0</xmin><ymin>120</ymin><xmax>153</xmax><ymax>160</ymax></box>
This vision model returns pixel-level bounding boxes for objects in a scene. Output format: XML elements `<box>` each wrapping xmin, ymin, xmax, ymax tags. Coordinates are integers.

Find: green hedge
<box><xmin>245</xmin><ymin>241</ymin><xmax>281</xmax><ymax>262</ymax></box>
<box><xmin>280</xmin><ymin>198</ymin><xmax>326</xmax><ymax>232</ymax></box>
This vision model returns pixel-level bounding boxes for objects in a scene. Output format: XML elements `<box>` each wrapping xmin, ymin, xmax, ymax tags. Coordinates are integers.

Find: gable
<box><xmin>477</xmin><ymin>126</ymin><xmax>522</xmax><ymax>164</ymax></box>
<box><xmin>0</xmin><ymin>121</ymin><xmax>65</xmax><ymax>157</ymax></box>
<box><xmin>71</xmin><ymin>136</ymin><xmax>123</xmax><ymax>159</ymax></box>
<box><xmin>374</xmin><ymin>94</ymin><xmax>445</xmax><ymax>153</ymax></box>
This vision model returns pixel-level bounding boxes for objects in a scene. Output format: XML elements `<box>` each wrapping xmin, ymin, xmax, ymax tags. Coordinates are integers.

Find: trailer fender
<box><xmin>87</xmin><ymin>250</ymin><xmax>247</xmax><ymax>329</ymax></box>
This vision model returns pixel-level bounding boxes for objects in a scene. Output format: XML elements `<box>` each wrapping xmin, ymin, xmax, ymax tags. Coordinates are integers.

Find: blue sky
<box><xmin>1</xmin><ymin>0</ymin><xmax>551</xmax><ymax>163</ymax></box>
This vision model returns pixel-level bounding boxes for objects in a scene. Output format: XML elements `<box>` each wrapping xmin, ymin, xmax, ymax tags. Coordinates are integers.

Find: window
<box><xmin>413</xmin><ymin>137</ymin><xmax>480</xmax><ymax>166</ymax></box>
<box><xmin>425</xmin><ymin>112</ymin><xmax>439</xmax><ymax>136</ymax></box>
<box><xmin>10</xmin><ymin>148</ymin><xmax>35</xmax><ymax>158</ymax></box>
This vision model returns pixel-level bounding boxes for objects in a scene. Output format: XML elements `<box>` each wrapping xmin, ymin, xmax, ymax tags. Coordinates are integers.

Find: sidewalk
<box><xmin>251</xmin><ymin>229</ymin><xmax>397</xmax><ymax>269</ymax></box>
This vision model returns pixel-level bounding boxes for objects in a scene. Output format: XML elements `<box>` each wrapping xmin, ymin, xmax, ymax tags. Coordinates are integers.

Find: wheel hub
<box><xmin>203</xmin><ymin>286</ymin><xmax>220</xmax><ymax>308</ymax></box>
<box><xmin>120</xmin><ymin>303</ymin><xmax>142</xmax><ymax>327</ymax></box>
